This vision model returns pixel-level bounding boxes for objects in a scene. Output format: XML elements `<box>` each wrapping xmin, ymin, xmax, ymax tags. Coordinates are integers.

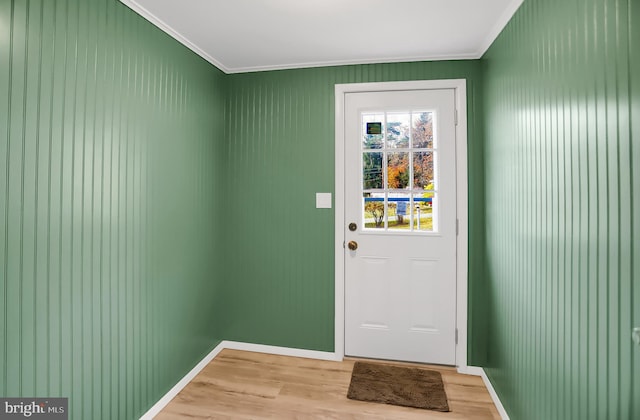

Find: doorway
<box><xmin>334</xmin><ymin>80</ymin><xmax>470</xmax><ymax>369</ymax></box>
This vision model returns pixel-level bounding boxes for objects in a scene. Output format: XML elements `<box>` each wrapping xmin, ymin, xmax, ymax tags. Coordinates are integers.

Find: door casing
<box><xmin>334</xmin><ymin>79</ymin><xmax>471</xmax><ymax>372</ymax></box>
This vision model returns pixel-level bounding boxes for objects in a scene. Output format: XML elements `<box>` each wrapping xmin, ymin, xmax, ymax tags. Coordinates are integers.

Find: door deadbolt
<box><xmin>347</xmin><ymin>241</ymin><xmax>358</xmax><ymax>251</ymax></box>
<box><xmin>348</xmin><ymin>222</ymin><xmax>357</xmax><ymax>231</ymax></box>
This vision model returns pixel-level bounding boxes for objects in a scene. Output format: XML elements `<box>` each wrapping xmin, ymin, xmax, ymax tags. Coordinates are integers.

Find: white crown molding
<box><xmin>118</xmin><ymin>0</ymin><xmax>522</xmax><ymax>74</ymax></box>
<box><xmin>476</xmin><ymin>0</ymin><xmax>524</xmax><ymax>57</ymax></box>
<box><xmin>223</xmin><ymin>52</ymin><xmax>481</xmax><ymax>74</ymax></box>
<box><xmin>119</xmin><ymin>0</ymin><xmax>232</xmax><ymax>73</ymax></box>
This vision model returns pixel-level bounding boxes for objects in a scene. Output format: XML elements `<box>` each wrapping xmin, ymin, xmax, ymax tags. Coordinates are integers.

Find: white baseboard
<box><xmin>139</xmin><ymin>341</ymin><xmax>226</xmax><ymax>420</ymax></box>
<box><xmin>140</xmin><ymin>340</ymin><xmax>502</xmax><ymax>420</ymax></box>
<box><xmin>221</xmin><ymin>340</ymin><xmax>340</xmax><ymax>361</ymax></box>
<box><xmin>480</xmin><ymin>369</ymin><xmax>510</xmax><ymax>420</ymax></box>
<box><xmin>139</xmin><ymin>341</ymin><xmax>339</xmax><ymax>419</ymax></box>
<box><xmin>457</xmin><ymin>365</ymin><xmax>483</xmax><ymax>376</ymax></box>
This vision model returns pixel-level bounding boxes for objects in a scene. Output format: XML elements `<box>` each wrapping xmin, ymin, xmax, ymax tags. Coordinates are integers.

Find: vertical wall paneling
<box><xmin>220</xmin><ymin>62</ymin><xmax>488</xmax><ymax>360</ymax></box>
<box><xmin>482</xmin><ymin>0</ymin><xmax>638</xmax><ymax>418</ymax></box>
<box><xmin>632</xmin><ymin>0</ymin><xmax>640</xmax><ymax>416</ymax></box>
<box><xmin>0</xmin><ymin>0</ymin><xmax>225</xmax><ymax>418</ymax></box>
<box><xmin>0</xmin><ymin>0</ymin><xmax>8</xmax><ymax>403</ymax></box>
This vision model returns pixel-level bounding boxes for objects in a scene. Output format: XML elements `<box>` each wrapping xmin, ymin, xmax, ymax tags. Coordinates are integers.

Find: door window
<box><xmin>361</xmin><ymin>111</ymin><xmax>438</xmax><ymax>232</ymax></box>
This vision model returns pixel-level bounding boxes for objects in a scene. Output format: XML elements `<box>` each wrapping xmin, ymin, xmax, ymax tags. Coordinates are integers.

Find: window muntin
<box><xmin>361</xmin><ymin>111</ymin><xmax>438</xmax><ymax>233</ymax></box>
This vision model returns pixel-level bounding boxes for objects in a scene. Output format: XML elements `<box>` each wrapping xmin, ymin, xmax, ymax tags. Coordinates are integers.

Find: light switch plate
<box><xmin>316</xmin><ymin>193</ymin><xmax>332</xmax><ymax>209</ymax></box>
<box><xmin>633</xmin><ymin>327</ymin><xmax>640</xmax><ymax>346</ymax></box>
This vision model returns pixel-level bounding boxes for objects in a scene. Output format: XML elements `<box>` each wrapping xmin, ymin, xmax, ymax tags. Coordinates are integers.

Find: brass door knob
<box><xmin>347</xmin><ymin>241</ymin><xmax>358</xmax><ymax>251</ymax></box>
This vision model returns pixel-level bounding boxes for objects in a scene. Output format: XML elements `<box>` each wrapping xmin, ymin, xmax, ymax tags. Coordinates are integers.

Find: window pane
<box><xmin>358</xmin><ymin>109</ymin><xmax>441</xmax><ymax>234</ymax></box>
<box><xmin>363</xmin><ymin>152</ymin><xmax>383</xmax><ymax>189</ymax></box>
<box><xmin>387</xmin><ymin>152</ymin><xmax>409</xmax><ymax>189</ymax></box>
<box><xmin>386</xmin><ymin>113</ymin><xmax>410</xmax><ymax>148</ymax></box>
<box><xmin>412</xmin><ymin>111</ymin><xmax>434</xmax><ymax>148</ymax></box>
<box><xmin>413</xmin><ymin>193</ymin><xmax>434</xmax><ymax>232</ymax></box>
<box><xmin>388</xmin><ymin>194</ymin><xmax>410</xmax><ymax>231</ymax></box>
<box><xmin>363</xmin><ymin>193</ymin><xmax>385</xmax><ymax>229</ymax></box>
<box><xmin>362</xmin><ymin>113</ymin><xmax>384</xmax><ymax>149</ymax></box>
<box><xmin>413</xmin><ymin>151</ymin><xmax>434</xmax><ymax>190</ymax></box>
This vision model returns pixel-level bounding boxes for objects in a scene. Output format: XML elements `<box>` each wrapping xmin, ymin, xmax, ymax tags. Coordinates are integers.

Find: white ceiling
<box><xmin>120</xmin><ymin>0</ymin><xmax>523</xmax><ymax>74</ymax></box>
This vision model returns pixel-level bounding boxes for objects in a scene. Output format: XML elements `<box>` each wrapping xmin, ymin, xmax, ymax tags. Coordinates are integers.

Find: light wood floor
<box><xmin>156</xmin><ymin>349</ymin><xmax>500</xmax><ymax>419</ymax></box>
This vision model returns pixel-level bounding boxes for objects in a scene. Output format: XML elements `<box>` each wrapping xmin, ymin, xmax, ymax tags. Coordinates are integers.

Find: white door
<box><xmin>344</xmin><ymin>89</ymin><xmax>457</xmax><ymax>365</ymax></box>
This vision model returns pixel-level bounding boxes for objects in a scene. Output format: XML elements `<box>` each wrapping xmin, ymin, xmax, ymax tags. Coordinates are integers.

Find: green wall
<box><xmin>482</xmin><ymin>0</ymin><xmax>639</xmax><ymax>418</ymax></box>
<box><xmin>220</xmin><ymin>62</ymin><xmax>489</xmax><ymax>362</ymax></box>
<box><xmin>1</xmin><ymin>1</ymin><xmax>491</xmax><ymax>417</ymax></box>
<box><xmin>0</xmin><ymin>0</ymin><xmax>225</xmax><ymax>418</ymax></box>
<box><xmin>10</xmin><ymin>0</ymin><xmax>638</xmax><ymax>418</ymax></box>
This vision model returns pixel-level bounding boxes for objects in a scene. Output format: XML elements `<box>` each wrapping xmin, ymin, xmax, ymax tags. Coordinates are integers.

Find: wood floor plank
<box><xmin>155</xmin><ymin>349</ymin><xmax>500</xmax><ymax>419</ymax></box>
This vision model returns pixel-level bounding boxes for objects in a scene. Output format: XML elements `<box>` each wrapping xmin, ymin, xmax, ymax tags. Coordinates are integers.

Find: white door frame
<box><xmin>334</xmin><ymin>79</ymin><xmax>472</xmax><ymax>373</ymax></box>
